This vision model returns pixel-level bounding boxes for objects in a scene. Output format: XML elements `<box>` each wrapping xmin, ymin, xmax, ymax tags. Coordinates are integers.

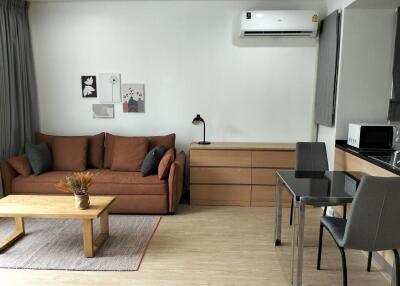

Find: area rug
<box><xmin>0</xmin><ymin>215</ymin><xmax>161</xmax><ymax>271</ymax></box>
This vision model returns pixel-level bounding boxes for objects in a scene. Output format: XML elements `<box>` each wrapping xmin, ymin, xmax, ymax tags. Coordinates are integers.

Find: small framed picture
<box><xmin>122</xmin><ymin>84</ymin><xmax>145</xmax><ymax>113</ymax></box>
<box><xmin>81</xmin><ymin>75</ymin><xmax>97</xmax><ymax>98</ymax></box>
<box><xmin>92</xmin><ymin>104</ymin><xmax>114</xmax><ymax>118</ymax></box>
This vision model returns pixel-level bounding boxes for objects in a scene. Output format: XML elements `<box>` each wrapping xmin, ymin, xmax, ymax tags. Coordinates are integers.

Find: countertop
<box><xmin>335</xmin><ymin>140</ymin><xmax>400</xmax><ymax>176</ymax></box>
<box><xmin>190</xmin><ymin>142</ymin><xmax>296</xmax><ymax>151</ymax></box>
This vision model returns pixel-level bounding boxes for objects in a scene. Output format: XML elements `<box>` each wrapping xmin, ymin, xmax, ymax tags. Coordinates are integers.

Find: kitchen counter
<box><xmin>335</xmin><ymin>140</ymin><xmax>400</xmax><ymax>176</ymax></box>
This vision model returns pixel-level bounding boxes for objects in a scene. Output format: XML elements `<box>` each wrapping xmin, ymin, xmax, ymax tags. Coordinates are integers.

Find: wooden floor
<box><xmin>0</xmin><ymin>205</ymin><xmax>389</xmax><ymax>286</ymax></box>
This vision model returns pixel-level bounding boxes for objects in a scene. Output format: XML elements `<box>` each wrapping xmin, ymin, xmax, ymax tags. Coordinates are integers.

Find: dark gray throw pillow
<box><xmin>141</xmin><ymin>145</ymin><xmax>165</xmax><ymax>177</ymax></box>
<box><xmin>25</xmin><ymin>142</ymin><xmax>53</xmax><ymax>175</ymax></box>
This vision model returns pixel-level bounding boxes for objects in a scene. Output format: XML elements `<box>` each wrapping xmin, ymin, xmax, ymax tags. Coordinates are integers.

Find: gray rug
<box><xmin>0</xmin><ymin>215</ymin><xmax>161</xmax><ymax>271</ymax></box>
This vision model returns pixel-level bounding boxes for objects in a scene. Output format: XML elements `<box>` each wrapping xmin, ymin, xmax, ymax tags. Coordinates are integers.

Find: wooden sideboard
<box><xmin>189</xmin><ymin>142</ymin><xmax>296</xmax><ymax>207</ymax></box>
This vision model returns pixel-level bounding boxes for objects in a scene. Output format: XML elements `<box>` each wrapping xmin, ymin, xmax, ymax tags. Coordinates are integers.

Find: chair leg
<box><xmin>339</xmin><ymin>247</ymin><xmax>348</xmax><ymax>286</ymax></box>
<box><xmin>323</xmin><ymin>206</ymin><xmax>327</xmax><ymax>216</ymax></box>
<box><xmin>317</xmin><ymin>223</ymin><xmax>324</xmax><ymax>270</ymax></box>
<box><xmin>290</xmin><ymin>199</ymin><xmax>294</xmax><ymax>226</ymax></box>
<box><xmin>367</xmin><ymin>252</ymin><xmax>372</xmax><ymax>272</ymax></box>
<box><xmin>393</xmin><ymin>249</ymin><xmax>400</xmax><ymax>286</ymax></box>
<box><xmin>343</xmin><ymin>204</ymin><xmax>347</xmax><ymax>219</ymax></box>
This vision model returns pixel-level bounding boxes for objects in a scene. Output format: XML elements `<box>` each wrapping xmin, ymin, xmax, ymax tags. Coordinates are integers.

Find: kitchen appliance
<box><xmin>347</xmin><ymin>123</ymin><xmax>395</xmax><ymax>149</ymax></box>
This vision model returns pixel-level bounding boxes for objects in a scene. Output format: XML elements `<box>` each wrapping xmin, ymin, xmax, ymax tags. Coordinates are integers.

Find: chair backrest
<box><xmin>295</xmin><ymin>142</ymin><xmax>329</xmax><ymax>172</ymax></box>
<box><xmin>343</xmin><ymin>176</ymin><xmax>400</xmax><ymax>251</ymax></box>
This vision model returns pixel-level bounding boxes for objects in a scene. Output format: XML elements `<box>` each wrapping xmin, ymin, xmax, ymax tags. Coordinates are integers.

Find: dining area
<box><xmin>275</xmin><ymin>142</ymin><xmax>400</xmax><ymax>286</ymax></box>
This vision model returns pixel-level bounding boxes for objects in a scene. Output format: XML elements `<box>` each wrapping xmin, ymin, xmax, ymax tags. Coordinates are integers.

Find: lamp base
<box><xmin>198</xmin><ymin>141</ymin><xmax>211</xmax><ymax>145</ymax></box>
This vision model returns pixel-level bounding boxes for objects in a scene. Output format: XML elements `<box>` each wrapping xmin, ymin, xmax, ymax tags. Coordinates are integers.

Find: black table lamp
<box><xmin>192</xmin><ymin>114</ymin><xmax>210</xmax><ymax>145</ymax></box>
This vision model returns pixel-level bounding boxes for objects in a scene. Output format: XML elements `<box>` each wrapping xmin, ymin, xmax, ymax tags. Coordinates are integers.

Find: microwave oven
<box><xmin>347</xmin><ymin>123</ymin><xmax>394</xmax><ymax>149</ymax></box>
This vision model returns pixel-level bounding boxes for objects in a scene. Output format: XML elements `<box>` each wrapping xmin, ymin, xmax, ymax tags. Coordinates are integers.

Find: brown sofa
<box><xmin>0</xmin><ymin>132</ymin><xmax>185</xmax><ymax>214</ymax></box>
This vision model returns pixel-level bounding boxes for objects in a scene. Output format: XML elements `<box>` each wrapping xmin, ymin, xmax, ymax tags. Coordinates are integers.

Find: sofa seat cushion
<box><xmin>12</xmin><ymin>169</ymin><xmax>167</xmax><ymax>195</ymax></box>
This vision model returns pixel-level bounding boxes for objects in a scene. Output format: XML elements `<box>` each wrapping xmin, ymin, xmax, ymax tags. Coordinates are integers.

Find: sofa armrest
<box><xmin>0</xmin><ymin>160</ymin><xmax>18</xmax><ymax>196</ymax></box>
<box><xmin>168</xmin><ymin>151</ymin><xmax>186</xmax><ymax>213</ymax></box>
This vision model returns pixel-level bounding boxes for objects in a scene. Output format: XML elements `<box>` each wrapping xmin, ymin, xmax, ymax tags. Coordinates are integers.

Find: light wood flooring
<box><xmin>0</xmin><ymin>205</ymin><xmax>390</xmax><ymax>286</ymax></box>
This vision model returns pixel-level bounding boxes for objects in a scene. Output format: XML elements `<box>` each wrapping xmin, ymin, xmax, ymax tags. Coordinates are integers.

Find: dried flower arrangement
<box><xmin>56</xmin><ymin>172</ymin><xmax>95</xmax><ymax>195</ymax></box>
<box><xmin>56</xmin><ymin>172</ymin><xmax>95</xmax><ymax>209</ymax></box>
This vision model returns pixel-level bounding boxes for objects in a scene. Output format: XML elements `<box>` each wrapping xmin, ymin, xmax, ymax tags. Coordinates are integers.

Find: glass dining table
<box><xmin>274</xmin><ymin>170</ymin><xmax>361</xmax><ymax>286</ymax></box>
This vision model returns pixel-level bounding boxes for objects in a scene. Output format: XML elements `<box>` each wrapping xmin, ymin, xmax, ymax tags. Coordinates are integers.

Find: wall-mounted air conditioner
<box><xmin>240</xmin><ymin>10</ymin><xmax>319</xmax><ymax>38</ymax></box>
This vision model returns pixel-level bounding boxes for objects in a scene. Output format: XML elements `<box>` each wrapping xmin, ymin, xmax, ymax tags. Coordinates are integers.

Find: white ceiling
<box><xmin>25</xmin><ymin>0</ymin><xmax>400</xmax><ymax>11</ymax></box>
<box><xmin>350</xmin><ymin>0</ymin><xmax>400</xmax><ymax>9</ymax></box>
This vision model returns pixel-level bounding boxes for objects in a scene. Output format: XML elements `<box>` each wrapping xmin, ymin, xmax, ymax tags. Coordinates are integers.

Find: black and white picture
<box><xmin>81</xmin><ymin>76</ymin><xmax>97</xmax><ymax>98</ymax></box>
<box><xmin>98</xmin><ymin>73</ymin><xmax>121</xmax><ymax>103</ymax></box>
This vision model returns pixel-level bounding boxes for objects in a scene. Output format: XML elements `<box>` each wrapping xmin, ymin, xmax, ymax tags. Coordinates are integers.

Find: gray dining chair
<box><xmin>290</xmin><ymin>142</ymin><xmax>329</xmax><ymax>225</ymax></box>
<box><xmin>317</xmin><ymin>176</ymin><xmax>400</xmax><ymax>286</ymax></box>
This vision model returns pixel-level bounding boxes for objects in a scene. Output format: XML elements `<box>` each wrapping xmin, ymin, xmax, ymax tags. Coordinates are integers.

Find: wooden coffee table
<box><xmin>0</xmin><ymin>195</ymin><xmax>115</xmax><ymax>257</ymax></box>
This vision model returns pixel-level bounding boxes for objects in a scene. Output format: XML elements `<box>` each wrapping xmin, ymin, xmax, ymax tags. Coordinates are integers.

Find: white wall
<box><xmin>28</xmin><ymin>0</ymin><xmax>324</xmax><ymax>152</ymax></box>
<box><xmin>325</xmin><ymin>0</ymin><xmax>355</xmax><ymax>15</ymax></box>
<box><xmin>335</xmin><ymin>8</ymin><xmax>395</xmax><ymax>139</ymax></box>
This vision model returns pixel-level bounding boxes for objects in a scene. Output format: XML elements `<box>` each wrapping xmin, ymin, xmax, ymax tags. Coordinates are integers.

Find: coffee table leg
<box><xmin>0</xmin><ymin>217</ymin><xmax>25</xmax><ymax>253</ymax></box>
<box><xmin>83</xmin><ymin>219</ymin><xmax>94</xmax><ymax>257</ymax></box>
<box><xmin>82</xmin><ymin>211</ymin><xmax>110</xmax><ymax>258</ymax></box>
<box><xmin>99</xmin><ymin>210</ymin><xmax>109</xmax><ymax>238</ymax></box>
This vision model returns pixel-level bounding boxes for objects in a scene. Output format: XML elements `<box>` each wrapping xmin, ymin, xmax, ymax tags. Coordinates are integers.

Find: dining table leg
<box><xmin>290</xmin><ymin>198</ymin><xmax>297</xmax><ymax>285</ymax></box>
<box><xmin>274</xmin><ymin>175</ymin><xmax>282</xmax><ymax>246</ymax></box>
<box><xmin>295</xmin><ymin>199</ymin><xmax>306</xmax><ymax>286</ymax></box>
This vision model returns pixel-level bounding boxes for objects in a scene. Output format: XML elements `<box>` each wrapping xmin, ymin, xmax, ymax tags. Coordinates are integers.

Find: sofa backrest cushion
<box><xmin>158</xmin><ymin>148</ymin><xmax>175</xmax><ymax>180</ymax></box>
<box><xmin>36</xmin><ymin>132</ymin><xmax>105</xmax><ymax>169</ymax></box>
<box><xmin>148</xmin><ymin>134</ymin><xmax>176</xmax><ymax>150</ymax></box>
<box><xmin>111</xmin><ymin>136</ymin><xmax>149</xmax><ymax>171</ymax></box>
<box><xmin>7</xmin><ymin>154</ymin><xmax>32</xmax><ymax>176</ymax></box>
<box><xmin>25</xmin><ymin>142</ymin><xmax>53</xmax><ymax>175</ymax></box>
<box><xmin>52</xmin><ymin>137</ymin><xmax>88</xmax><ymax>171</ymax></box>
<box><xmin>104</xmin><ymin>133</ymin><xmax>175</xmax><ymax>169</ymax></box>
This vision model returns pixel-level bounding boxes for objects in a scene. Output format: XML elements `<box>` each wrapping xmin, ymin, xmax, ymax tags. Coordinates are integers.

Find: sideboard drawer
<box><xmin>191</xmin><ymin>185</ymin><xmax>251</xmax><ymax>206</ymax></box>
<box><xmin>252</xmin><ymin>151</ymin><xmax>295</xmax><ymax>168</ymax></box>
<box><xmin>190</xmin><ymin>167</ymin><xmax>251</xmax><ymax>184</ymax></box>
<box><xmin>251</xmin><ymin>168</ymin><xmax>277</xmax><ymax>185</ymax></box>
<box><xmin>190</xmin><ymin>150</ymin><xmax>251</xmax><ymax>167</ymax></box>
<box><xmin>251</xmin><ymin>185</ymin><xmax>292</xmax><ymax>207</ymax></box>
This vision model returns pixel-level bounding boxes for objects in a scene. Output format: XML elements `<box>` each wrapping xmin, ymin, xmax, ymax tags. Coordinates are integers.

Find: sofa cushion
<box><xmin>36</xmin><ymin>132</ymin><xmax>105</xmax><ymax>169</ymax></box>
<box><xmin>148</xmin><ymin>133</ymin><xmax>176</xmax><ymax>150</ymax></box>
<box><xmin>104</xmin><ymin>133</ymin><xmax>175</xmax><ymax>168</ymax></box>
<box><xmin>111</xmin><ymin>137</ymin><xmax>149</xmax><ymax>171</ymax></box>
<box><xmin>7</xmin><ymin>154</ymin><xmax>32</xmax><ymax>177</ymax></box>
<box><xmin>158</xmin><ymin>148</ymin><xmax>175</xmax><ymax>179</ymax></box>
<box><xmin>141</xmin><ymin>145</ymin><xmax>165</xmax><ymax>176</ymax></box>
<box><xmin>52</xmin><ymin>137</ymin><xmax>88</xmax><ymax>171</ymax></box>
<box><xmin>25</xmin><ymin>143</ymin><xmax>53</xmax><ymax>175</ymax></box>
<box><xmin>12</xmin><ymin>169</ymin><xmax>167</xmax><ymax>195</ymax></box>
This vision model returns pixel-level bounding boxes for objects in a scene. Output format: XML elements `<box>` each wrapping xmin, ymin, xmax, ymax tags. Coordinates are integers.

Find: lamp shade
<box><xmin>192</xmin><ymin>114</ymin><xmax>204</xmax><ymax>125</ymax></box>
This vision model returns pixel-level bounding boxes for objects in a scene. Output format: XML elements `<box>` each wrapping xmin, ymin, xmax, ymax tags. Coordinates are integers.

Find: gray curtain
<box><xmin>389</xmin><ymin>8</ymin><xmax>400</xmax><ymax>121</ymax></box>
<box><xmin>314</xmin><ymin>10</ymin><xmax>341</xmax><ymax>127</ymax></box>
<box><xmin>0</xmin><ymin>0</ymin><xmax>38</xmax><ymax>161</ymax></box>
<box><xmin>0</xmin><ymin>0</ymin><xmax>38</xmax><ymax>197</ymax></box>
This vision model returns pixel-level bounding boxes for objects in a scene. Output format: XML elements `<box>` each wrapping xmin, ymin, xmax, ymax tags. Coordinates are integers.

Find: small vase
<box><xmin>74</xmin><ymin>194</ymin><xmax>90</xmax><ymax>210</ymax></box>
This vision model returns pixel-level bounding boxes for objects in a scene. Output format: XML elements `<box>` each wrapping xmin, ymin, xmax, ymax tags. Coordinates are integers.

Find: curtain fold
<box><xmin>0</xmin><ymin>0</ymin><xmax>38</xmax><ymax>161</ymax></box>
<box><xmin>389</xmin><ymin>9</ymin><xmax>400</xmax><ymax>121</ymax></box>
